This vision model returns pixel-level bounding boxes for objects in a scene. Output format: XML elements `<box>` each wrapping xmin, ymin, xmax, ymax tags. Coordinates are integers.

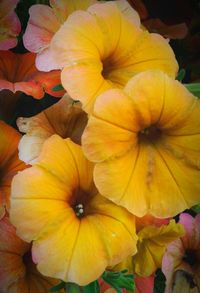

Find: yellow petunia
<box><xmin>132</xmin><ymin>220</ymin><xmax>185</xmax><ymax>277</ymax></box>
<box><xmin>10</xmin><ymin>135</ymin><xmax>137</xmax><ymax>286</ymax></box>
<box><xmin>112</xmin><ymin>217</ymin><xmax>184</xmax><ymax>277</ymax></box>
<box><xmin>82</xmin><ymin>70</ymin><xmax>200</xmax><ymax>218</ymax></box>
<box><xmin>51</xmin><ymin>1</ymin><xmax>178</xmax><ymax>113</ymax></box>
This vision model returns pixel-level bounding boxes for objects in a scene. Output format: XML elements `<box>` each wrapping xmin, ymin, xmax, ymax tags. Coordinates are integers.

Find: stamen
<box><xmin>75</xmin><ymin>203</ymin><xmax>84</xmax><ymax>217</ymax></box>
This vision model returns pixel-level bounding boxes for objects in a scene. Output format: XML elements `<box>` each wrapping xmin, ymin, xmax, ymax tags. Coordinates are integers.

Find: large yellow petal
<box><xmin>82</xmin><ymin>89</ymin><xmax>140</xmax><ymax>162</ymax></box>
<box><xmin>11</xmin><ymin>166</ymin><xmax>70</xmax><ymax>242</ymax></box>
<box><xmin>51</xmin><ymin>10</ymin><xmax>104</xmax><ymax>65</ymax></box>
<box><xmin>83</xmin><ymin>116</ymin><xmax>136</xmax><ymax>163</ymax></box>
<box><xmin>124</xmin><ymin>70</ymin><xmax>166</xmax><ymax>127</ymax></box>
<box><xmin>153</xmin><ymin>143</ymin><xmax>200</xmax><ymax>209</ymax></box>
<box><xmin>88</xmin><ymin>194</ymin><xmax>136</xmax><ymax>238</ymax></box>
<box><xmin>61</xmin><ymin>62</ymin><xmax>112</xmax><ymax>113</ymax></box>
<box><xmin>94</xmin><ymin>142</ymin><xmax>190</xmax><ymax>217</ymax></box>
<box><xmin>157</xmin><ymin>76</ymin><xmax>199</xmax><ymax>133</ymax></box>
<box><xmin>32</xmin><ymin>212</ymin><xmax>81</xmax><ymax>282</ymax></box>
<box><xmin>35</xmin><ymin>135</ymin><xmax>79</xmax><ymax>187</ymax></box>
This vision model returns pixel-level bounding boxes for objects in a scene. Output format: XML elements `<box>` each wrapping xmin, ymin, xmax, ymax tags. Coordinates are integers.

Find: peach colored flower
<box><xmin>10</xmin><ymin>135</ymin><xmax>138</xmax><ymax>285</ymax></box>
<box><xmin>51</xmin><ymin>1</ymin><xmax>178</xmax><ymax>113</ymax></box>
<box><xmin>0</xmin><ymin>215</ymin><xmax>64</xmax><ymax>293</ymax></box>
<box><xmin>82</xmin><ymin>70</ymin><xmax>200</xmax><ymax>218</ymax></box>
<box><xmin>23</xmin><ymin>0</ymin><xmax>97</xmax><ymax>71</ymax></box>
<box><xmin>0</xmin><ymin>121</ymin><xmax>25</xmax><ymax>219</ymax></box>
<box><xmin>162</xmin><ymin>213</ymin><xmax>200</xmax><ymax>293</ymax></box>
<box><xmin>17</xmin><ymin>94</ymin><xmax>87</xmax><ymax>164</ymax></box>
<box><xmin>0</xmin><ymin>0</ymin><xmax>21</xmax><ymax>50</ymax></box>
<box><xmin>0</xmin><ymin>50</ymin><xmax>65</xmax><ymax>120</ymax></box>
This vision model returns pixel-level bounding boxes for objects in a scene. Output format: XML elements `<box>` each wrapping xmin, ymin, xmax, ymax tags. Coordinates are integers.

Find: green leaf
<box><xmin>50</xmin><ymin>281</ymin><xmax>66</xmax><ymax>292</ymax></box>
<box><xmin>176</xmin><ymin>69</ymin><xmax>185</xmax><ymax>81</ymax></box>
<box><xmin>82</xmin><ymin>280</ymin><xmax>100</xmax><ymax>293</ymax></box>
<box><xmin>65</xmin><ymin>283</ymin><xmax>81</xmax><ymax>293</ymax></box>
<box><xmin>184</xmin><ymin>83</ymin><xmax>200</xmax><ymax>98</ymax></box>
<box><xmin>52</xmin><ymin>84</ymin><xmax>64</xmax><ymax>92</ymax></box>
<box><xmin>192</xmin><ymin>204</ymin><xmax>200</xmax><ymax>214</ymax></box>
<box><xmin>102</xmin><ymin>270</ymin><xmax>135</xmax><ymax>292</ymax></box>
<box><xmin>154</xmin><ymin>269</ymin><xmax>166</xmax><ymax>293</ymax></box>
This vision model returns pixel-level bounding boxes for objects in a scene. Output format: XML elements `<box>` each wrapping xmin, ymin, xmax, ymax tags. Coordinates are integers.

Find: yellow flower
<box><xmin>10</xmin><ymin>135</ymin><xmax>137</xmax><ymax>285</ymax></box>
<box><xmin>82</xmin><ymin>70</ymin><xmax>200</xmax><ymax>218</ymax></box>
<box><xmin>17</xmin><ymin>94</ymin><xmax>87</xmax><ymax>164</ymax></box>
<box><xmin>112</xmin><ymin>217</ymin><xmax>184</xmax><ymax>277</ymax></box>
<box><xmin>132</xmin><ymin>220</ymin><xmax>185</xmax><ymax>276</ymax></box>
<box><xmin>51</xmin><ymin>1</ymin><xmax>178</xmax><ymax>113</ymax></box>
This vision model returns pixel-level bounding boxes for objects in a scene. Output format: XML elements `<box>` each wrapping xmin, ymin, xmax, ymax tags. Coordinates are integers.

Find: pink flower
<box><xmin>0</xmin><ymin>0</ymin><xmax>21</xmax><ymax>50</ymax></box>
<box><xmin>162</xmin><ymin>213</ymin><xmax>200</xmax><ymax>292</ymax></box>
<box><xmin>23</xmin><ymin>0</ymin><xmax>97</xmax><ymax>71</ymax></box>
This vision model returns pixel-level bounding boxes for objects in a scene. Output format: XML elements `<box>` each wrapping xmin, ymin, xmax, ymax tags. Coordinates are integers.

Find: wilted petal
<box><xmin>133</xmin><ymin>220</ymin><xmax>184</xmax><ymax>276</ymax></box>
<box><xmin>17</xmin><ymin>94</ymin><xmax>87</xmax><ymax>164</ymax></box>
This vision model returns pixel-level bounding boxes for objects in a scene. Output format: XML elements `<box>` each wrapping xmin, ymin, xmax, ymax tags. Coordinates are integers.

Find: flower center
<box><xmin>139</xmin><ymin>125</ymin><xmax>161</xmax><ymax>142</ymax></box>
<box><xmin>182</xmin><ymin>249</ymin><xmax>197</xmax><ymax>266</ymax></box>
<box><xmin>70</xmin><ymin>188</ymin><xmax>91</xmax><ymax>218</ymax></box>
<box><xmin>74</xmin><ymin>203</ymin><xmax>84</xmax><ymax>218</ymax></box>
<box><xmin>23</xmin><ymin>250</ymin><xmax>32</xmax><ymax>267</ymax></box>
<box><xmin>102</xmin><ymin>57</ymin><xmax>116</xmax><ymax>80</ymax></box>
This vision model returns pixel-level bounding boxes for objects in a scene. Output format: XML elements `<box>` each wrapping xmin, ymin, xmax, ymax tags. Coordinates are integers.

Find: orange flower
<box><xmin>17</xmin><ymin>94</ymin><xmax>87</xmax><ymax>164</ymax></box>
<box><xmin>51</xmin><ymin>1</ymin><xmax>178</xmax><ymax>113</ymax></box>
<box><xmin>0</xmin><ymin>121</ymin><xmax>25</xmax><ymax>219</ymax></box>
<box><xmin>0</xmin><ymin>50</ymin><xmax>65</xmax><ymax>121</ymax></box>
<box><xmin>10</xmin><ymin>135</ymin><xmax>137</xmax><ymax>285</ymax></box>
<box><xmin>82</xmin><ymin>70</ymin><xmax>200</xmax><ymax>218</ymax></box>
<box><xmin>0</xmin><ymin>0</ymin><xmax>21</xmax><ymax>50</ymax></box>
<box><xmin>0</xmin><ymin>215</ymin><xmax>64</xmax><ymax>293</ymax></box>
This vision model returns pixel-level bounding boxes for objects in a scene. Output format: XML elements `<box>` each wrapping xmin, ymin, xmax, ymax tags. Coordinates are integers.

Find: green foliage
<box><xmin>49</xmin><ymin>270</ymin><xmax>134</xmax><ymax>293</ymax></box>
<box><xmin>65</xmin><ymin>283</ymin><xmax>82</xmax><ymax>293</ymax></box>
<box><xmin>50</xmin><ymin>281</ymin><xmax>66</xmax><ymax>292</ymax></box>
<box><xmin>185</xmin><ymin>83</ymin><xmax>200</xmax><ymax>98</ymax></box>
<box><xmin>102</xmin><ymin>270</ymin><xmax>135</xmax><ymax>293</ymax></box>
<box><xmin>154</xmin><ymin>269</ymin><xmax>166</xmax><ymax>293</ymax></box>
<box><xmin>82</xmin><ymin>281</ymin><xmax>100</xmax><ymax>293</ymax></box>
<box><xmin>52</xmin><ymin>84</ymin><xmax>65</xmax><ymax>92</ymax></box>
<box><xmin>192</xmin><ymin>204</ymin><xmax>200</xmax><ymax>214</ymax></box>
<box><xmin>176</xmin><ymin>69</ymin><xmax>186</xmax><ymax>82</ymax></box>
